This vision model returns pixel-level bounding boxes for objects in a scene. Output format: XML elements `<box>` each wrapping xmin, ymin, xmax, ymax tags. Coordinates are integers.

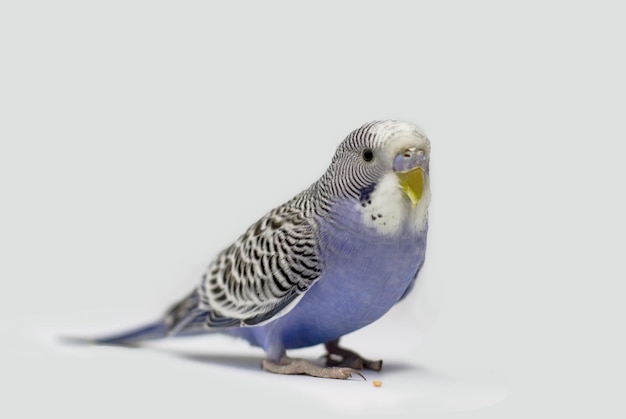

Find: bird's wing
<box><xmin>198</xmin><ymin>195</ymin><xmax>322</xmax><ymax>328</ymax></box>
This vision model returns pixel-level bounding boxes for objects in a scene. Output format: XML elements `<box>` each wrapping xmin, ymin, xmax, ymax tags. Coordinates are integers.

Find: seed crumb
<box><xmin>372</xmin><ymin>380</ymin><xmax>382</xmax><ymax>387</ymax></box>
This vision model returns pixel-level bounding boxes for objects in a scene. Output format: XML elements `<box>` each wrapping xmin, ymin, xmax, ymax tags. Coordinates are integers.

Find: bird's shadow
<box><xmin>168</xmin><ymin>350</ymin><xmax>265</xmax><ymax>372</ymax></box>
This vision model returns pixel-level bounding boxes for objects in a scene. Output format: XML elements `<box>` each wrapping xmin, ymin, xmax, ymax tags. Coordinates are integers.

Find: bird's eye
<box><xmin>362</xmin><ymin>148</ymin><xmax>374</xmax><ymax>162</ymax></box>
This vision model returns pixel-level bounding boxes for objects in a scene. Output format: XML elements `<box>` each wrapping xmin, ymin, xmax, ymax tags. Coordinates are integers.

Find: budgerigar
<box><xmin>73</xmin><ymin>120</ymin><xmax>431</xmax><ymax>380</ymax></box>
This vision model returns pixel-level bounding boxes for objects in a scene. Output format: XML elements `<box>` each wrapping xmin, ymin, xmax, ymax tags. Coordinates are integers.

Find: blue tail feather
<box><xmin>61</xmin><ymin>320</ymin><xmax>169</xmax><ymax>347</ymax></box>
<box><xmin>61</xmin><ymin>289</ymin><xmax>211</xmax><ymax>347</ymax></box>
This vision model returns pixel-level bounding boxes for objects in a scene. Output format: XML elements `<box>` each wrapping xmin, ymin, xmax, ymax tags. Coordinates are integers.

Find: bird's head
<box><xmin>319</xmin><ymin>120</ymin><xmax>431</xmax><ymax>233</ymax></box>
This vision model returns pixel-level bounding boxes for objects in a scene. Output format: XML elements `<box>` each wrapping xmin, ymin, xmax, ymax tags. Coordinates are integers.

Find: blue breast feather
<box><xmin>233</xmin><ymin>199</ymin><xmax>427</xmax><ymax>354</ymax></box>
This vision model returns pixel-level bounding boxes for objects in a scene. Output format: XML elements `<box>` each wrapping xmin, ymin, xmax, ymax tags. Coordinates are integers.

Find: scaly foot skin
<box><xmin>323</xmin><ymin>339</ymin><xmax>383</xmax><ymax>372</ymax></box>
<box><xmin>262</xmin><ymin>356</ymin><xmax>365</xmax><ymax>380</ymax></box>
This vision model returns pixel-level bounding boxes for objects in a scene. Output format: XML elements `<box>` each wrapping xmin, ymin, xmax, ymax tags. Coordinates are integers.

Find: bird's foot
<box><xmin>323</xmin><ymin>339</ymin><xmax>383</xmax><ymax>371</ymax></box>
<box><xmin>262</xmin><ymin>356</ymin><xmax>365</xmax><ymax>380</ymax></box>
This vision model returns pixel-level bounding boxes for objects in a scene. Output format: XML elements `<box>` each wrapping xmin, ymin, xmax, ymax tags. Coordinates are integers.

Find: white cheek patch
<box><xmin>358</xmin><ymin>173</ymin><xmax>407</xmax><ymax>234</ymax></box>
<box><xmin>358</xmin><ymin>173</ymin><xmax>430</xmax><ymax>235</ymax></box>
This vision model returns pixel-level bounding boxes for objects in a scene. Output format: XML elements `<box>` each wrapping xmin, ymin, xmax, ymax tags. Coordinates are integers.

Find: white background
<box><xmin>1</xmin><ymin>1</ymin><xmax>625</xmax><ymax>417</ymax></box>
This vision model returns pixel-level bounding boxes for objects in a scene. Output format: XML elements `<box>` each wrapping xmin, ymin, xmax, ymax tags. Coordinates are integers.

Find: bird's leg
<box><xmin>323</xmin><ymin>338</ymin><xmax>383</xmax><ymax>371</ymax></box>
<box><xmin>262</xmin><ymin>355</ymin><xmax>365</xmax><ymax>380</ymax></box>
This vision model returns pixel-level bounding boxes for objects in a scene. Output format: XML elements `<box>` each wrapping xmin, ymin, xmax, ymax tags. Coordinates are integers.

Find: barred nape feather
<box><xmin>315</xmin><ymin>120</ymin><xmax>428</xmax><ymax>207</ymax></box>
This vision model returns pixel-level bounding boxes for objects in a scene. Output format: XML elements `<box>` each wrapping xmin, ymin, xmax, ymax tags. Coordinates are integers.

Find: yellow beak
<box><xmin>397</xmin><ymin>167</ymin><xmax>425</xmax><ymax>208</ymax></box>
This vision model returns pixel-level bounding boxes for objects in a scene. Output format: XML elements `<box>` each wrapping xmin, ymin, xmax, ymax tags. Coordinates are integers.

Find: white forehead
<box><xmin>340</xmin><ymin>120</ymin><xmax>430</xmax><ymax>153</ymax></box>
<box><xmin>371</xmin><ymin>120</ymin><xmax>429</xmax><ymax>148</ymax></box>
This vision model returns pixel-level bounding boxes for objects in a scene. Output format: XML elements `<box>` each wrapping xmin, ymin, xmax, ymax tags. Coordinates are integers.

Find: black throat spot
<box><xmin>359</xmin><ymin>183</ymin><xmax>376</xmax><ymax>206</ymax></box>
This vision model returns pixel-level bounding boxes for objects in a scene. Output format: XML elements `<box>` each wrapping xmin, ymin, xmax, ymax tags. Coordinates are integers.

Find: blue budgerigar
<box><xmin>73</xmin><ymin>120</ymin><xmax>431</xmax><ymax>379</ymax></box>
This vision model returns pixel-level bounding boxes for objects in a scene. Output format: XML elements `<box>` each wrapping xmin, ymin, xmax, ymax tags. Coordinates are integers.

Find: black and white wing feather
<box><xmin>198</xmin><ymin>192</ymin><xmax>322</xmax><ymax>328</ymax></box>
